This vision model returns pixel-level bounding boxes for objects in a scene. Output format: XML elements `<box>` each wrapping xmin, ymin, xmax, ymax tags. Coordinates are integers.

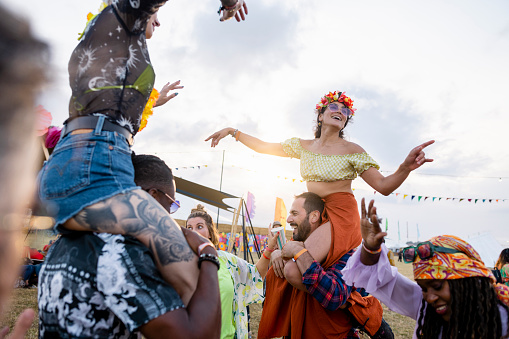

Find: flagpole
<box><xmin>217</xmin><ymin>150</ymin><xmax>225</xmax><ymax>227</ymax></box>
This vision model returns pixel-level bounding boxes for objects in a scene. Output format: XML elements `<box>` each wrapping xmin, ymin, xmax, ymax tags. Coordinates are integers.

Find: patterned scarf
<box><xmin>413</xmin><ymin>235</ymin><xmax>509</xmax><ymax>307</ymax></box>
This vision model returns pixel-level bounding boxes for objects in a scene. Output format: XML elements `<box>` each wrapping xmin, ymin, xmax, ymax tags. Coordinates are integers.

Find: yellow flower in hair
<box><xmin>138</xmin><ymin>89</ymin><xmax>160</xmax><ymax>132</ymax></box>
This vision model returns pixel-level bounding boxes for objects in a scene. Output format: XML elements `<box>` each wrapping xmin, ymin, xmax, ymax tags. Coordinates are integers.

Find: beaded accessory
<box><xmin>198</xmin><ymin>253</ymin><xmax>220</xmax><ymax>269</ymax></box>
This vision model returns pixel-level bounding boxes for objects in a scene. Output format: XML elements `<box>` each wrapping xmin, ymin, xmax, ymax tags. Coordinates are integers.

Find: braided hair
<box><xmin>187</xmin><ymin>204</ymin><xmax>219</xmax><ymax>247</ymax></box>
<box><xmin>416</xmin><ymin>277</ymin><xmax>509</xmax><ymax>338</ymax></box>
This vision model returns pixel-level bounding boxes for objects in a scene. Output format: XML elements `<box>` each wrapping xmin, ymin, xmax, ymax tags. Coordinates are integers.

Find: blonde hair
<box><xmin>187</xmin><ymin>204</ymin><xmax>219</xmax><ymax>247</ymax></box>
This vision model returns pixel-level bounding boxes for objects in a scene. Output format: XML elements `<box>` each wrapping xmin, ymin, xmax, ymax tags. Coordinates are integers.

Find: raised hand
<box><xmin>154</xmin><ymin>80</ymin><xmax>184</xmax><ymax>107</ymax></box>
<box><xmin>219</xmin><ymin>0</ymin><xmax>248</xmax><ymax>22</ymax></box>
<box><xmin>267</xmin><ymin>223</ymin><xmax>278</xmax><ymax>250</ymax></box>
<box><xmin>205</xmin><ymin>127</ymin><xmax>233</xmax><ymax>147</ymax></box>
<box><xmin>360</xmin><ymin>198</ymin><xmax>386</xmax><ymax>252</ymax></box>
<box><xmin>402</xmin><ymin>140</ymin><xmax>435</xmax><ymax>171</ymax></box>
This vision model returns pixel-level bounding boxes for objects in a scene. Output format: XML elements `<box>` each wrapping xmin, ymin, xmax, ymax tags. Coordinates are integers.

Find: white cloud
<box><xmin>10</xmin><ymin>0</ymin><xmax>509</xmax><ymax>246</ymax></box>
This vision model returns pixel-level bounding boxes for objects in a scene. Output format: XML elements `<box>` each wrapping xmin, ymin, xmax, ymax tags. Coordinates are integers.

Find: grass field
<box><xmin>0</xmin><ymin>260</ymin><xmax>417</xmax><ymax>338</ymax></box>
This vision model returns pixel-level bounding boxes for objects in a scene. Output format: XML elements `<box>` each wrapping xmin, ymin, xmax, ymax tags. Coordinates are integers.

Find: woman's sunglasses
<box><xmin>328</xmin><ymin>103</ymin><xmax>353</xmax><ymax>117</ymax></box>
<box><xmin>402</xmin><ymin>241</ymin><xmax>463</xmax><ymax>263</ymax></box>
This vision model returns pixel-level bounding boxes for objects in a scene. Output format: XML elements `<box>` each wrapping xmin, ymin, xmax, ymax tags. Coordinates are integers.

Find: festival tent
<box><xmin>466</xmin><ymin>232</ymin><xmax>504</xmax><ymax>268</ymax></box>
<box><xmin>174</xmin><ymin>177</ymin><xmax>237</xmax><ymax>211</ymax></box>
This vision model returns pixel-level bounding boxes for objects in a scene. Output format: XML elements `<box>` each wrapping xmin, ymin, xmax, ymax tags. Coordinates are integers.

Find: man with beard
<box><xmin>259</xmin><ymin>192</ymin><xmax>391</xmax><ymax>338</ymax></box>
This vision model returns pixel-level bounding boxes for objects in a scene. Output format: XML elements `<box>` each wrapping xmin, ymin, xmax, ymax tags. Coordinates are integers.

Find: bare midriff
<box><xmin>306</xmin><ymin>180</ymin><xmax>353</xmax><ymax>198</ymax></box>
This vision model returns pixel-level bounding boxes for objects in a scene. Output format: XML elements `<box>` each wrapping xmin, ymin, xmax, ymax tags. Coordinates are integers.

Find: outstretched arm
<box><xmin>361</xmin><ymin>140</ymin><xmax>434</xmax><ymax>195</ymax></box>
<box><xmin>205</xmin><ymin>127</ymin><xmax>288</xmax><ymax>157</ymax></box>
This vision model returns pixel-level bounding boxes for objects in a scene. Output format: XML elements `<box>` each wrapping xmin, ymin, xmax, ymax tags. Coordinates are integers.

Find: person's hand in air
<box><xmin>154</xmin><ymin>80</ymin><xmax>184</xmax><ymax>107</ymax></box>
<box><xmin>219</xmin><ymin>0</ymin><xmax>248</xmax><ymax>22</ymax></box>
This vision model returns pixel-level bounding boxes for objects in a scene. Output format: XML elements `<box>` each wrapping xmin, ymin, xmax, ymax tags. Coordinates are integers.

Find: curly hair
<box><xmin>131</xmin><ymin>153</ymin><xmax>174</xmax><ymax>190</ymax></box>
<box><xmin>314</xmin><ymin>106</ymin><xmax>352</xmax><ymax>139</ymax></box>
<box><xmin>416</xmin><ymin>277</ymin><xmax>509</xmax><ymax>338</ymax></box>
<box><xmin>187</xmin><ymin>204</ymin><xmax>219</xmax><ymax>247</ymax></box>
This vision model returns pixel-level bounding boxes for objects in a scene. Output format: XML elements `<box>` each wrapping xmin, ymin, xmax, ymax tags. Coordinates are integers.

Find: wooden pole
<box><xmin>227</xmin><ymin>197</ymin><xmax>244</xmax><ymax>253</ymax></box>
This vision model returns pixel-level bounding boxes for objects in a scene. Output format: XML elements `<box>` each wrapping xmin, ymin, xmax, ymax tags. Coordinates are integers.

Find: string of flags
<box><xmin>170</xmin><ymin>163</ymin><xmax>507</xmax><ymax>204</ymax></box>
<box><xmin>174</xmin><ymin>165</ymin><xmax>208</xmax><ymax>171</ymax></box>
<box><xmin>383</xmin><ymin>192</ymin><xmax>507</xmax><ymax>204</ymax></box>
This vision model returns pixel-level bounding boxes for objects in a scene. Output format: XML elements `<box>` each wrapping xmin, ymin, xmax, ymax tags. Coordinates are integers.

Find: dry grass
<box><xmin>0</xmin><ymin>288</ymin><xmax>38</xmax><ymax>339</ymax></box>
<box><xmin>1</xmin><ymin>261</ymin><xmax>416</xmax><ymax>338</ymax></box>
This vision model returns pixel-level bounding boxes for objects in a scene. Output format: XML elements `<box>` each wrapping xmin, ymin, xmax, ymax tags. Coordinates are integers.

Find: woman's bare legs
<box><xmin>64</xmin><ymin>189</ymin><xmax>198</xmax><ymax>305</ymax></box>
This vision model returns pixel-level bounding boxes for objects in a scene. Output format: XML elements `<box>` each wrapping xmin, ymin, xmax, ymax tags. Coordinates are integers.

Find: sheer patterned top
<box><xmin>281</xmin><ymin>137</ymin><xmax>380</xmax><ymax>182</ymax></box>
<box><xmin>68</xmin><ymin>0</ymin><xmax>167</xmax><ymax>135</ymax></box>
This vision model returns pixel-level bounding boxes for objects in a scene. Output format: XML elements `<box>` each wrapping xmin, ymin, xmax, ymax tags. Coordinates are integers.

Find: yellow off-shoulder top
<box><xmin>281</xmin><ymin>137</ymin><xmax>380</xmax><ymax>182</ymax></box>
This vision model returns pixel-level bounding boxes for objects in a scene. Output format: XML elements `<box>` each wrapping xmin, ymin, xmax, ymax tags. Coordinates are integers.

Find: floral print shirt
<box><xmin>38</xmin><ymin>233</ymin><xmax>184</xmax><ymax>338</ymax></box>
<box><xmin>218</xmin><ymin>250</ymin><xmax>265</xmax><ymax>339</ymax></box>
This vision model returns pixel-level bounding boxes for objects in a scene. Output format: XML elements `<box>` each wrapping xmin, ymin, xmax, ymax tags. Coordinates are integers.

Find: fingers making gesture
<box><xmin>402</xmin><ymin>140</ymin><xmax>435</xmax><ymax>171</ymax></box>
<box><xmin>360</xmin><ymin>198</ymin><xmax>386</xmax><ymax>252</ymax></box>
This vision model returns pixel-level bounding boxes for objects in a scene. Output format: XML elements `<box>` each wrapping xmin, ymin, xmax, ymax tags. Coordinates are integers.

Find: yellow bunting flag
<box><xmin>274</xmin><ymin>197</ymin><xmax>287</xmax><ymax>230</ymax></box>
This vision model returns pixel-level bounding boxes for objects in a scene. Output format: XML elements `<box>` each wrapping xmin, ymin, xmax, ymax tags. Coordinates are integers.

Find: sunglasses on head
<box><xmin>327</xmin><ymin>103</ymin><xmax>353</xmax><ymax>117</ymax></box>
<box><xmin>402</xmin><ymin>241</ymin><xmax>463</xmax><ymax>263</ymax></box>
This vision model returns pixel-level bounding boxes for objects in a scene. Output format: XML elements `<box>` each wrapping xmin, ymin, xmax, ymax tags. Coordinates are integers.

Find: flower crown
<box><xmin>315</xmin><ymin>91</ymin><xmax>356</xmax><ymax>116</ymax></box>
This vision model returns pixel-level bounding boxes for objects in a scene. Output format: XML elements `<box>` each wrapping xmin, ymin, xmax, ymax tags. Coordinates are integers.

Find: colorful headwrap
<box><xmin>315</xmin><ymin>91</ymin><xmax>356</xmax><ymax>116</ymax></box>
<box><xmin>413</xmin><ymin>235</ymin><xmax>509</xmax><ymax>307</ymax></box>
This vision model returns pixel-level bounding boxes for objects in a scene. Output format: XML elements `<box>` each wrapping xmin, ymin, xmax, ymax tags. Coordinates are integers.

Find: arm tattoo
<box><xmin>73</xmin><ymin>190</ymin><xmax>194</xmax><ymax>265</ymax></box>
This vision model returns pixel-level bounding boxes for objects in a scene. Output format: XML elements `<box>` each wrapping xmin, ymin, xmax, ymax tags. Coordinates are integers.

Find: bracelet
<box><xmin>235</xmin><ymin>130</ymin><xmax>241</xmax><ymax>141</ymax></box>
<box><xmin>232</xmin><ymin>129</ymin><xmax>238</xmax><ymax>138</ymax></box>
<box><xmin>264</xmin><ymin>247</ymin><xmax>275</xmax><ymax>253</ymax></box>
<box><xmin>262</xmin><ymin>252</ymin><xmax>270</xmax><ymax>260</ymax></box>
<box><xmin>198</xmin><ymin>253</ymin><xmax>220</xmax><ymax>270</ymax></box>
<box><xmin>362</xmin><ymin>242</ymin><xmax>382</xmax><ymax>254</ymax></box>
<box><xmin>293</xmin><ymin>248</ymin><xmax>308</xmax><ymax>261</ymax></box>
<box><xmin>217</xmin><ymin>0</ymin><xmax>238</xmax><ymax>15</ymax></box>
<box><xmin>198</xmin><ymin>242</ymin><xmax>214</xmax><ymax>256</ymax></box>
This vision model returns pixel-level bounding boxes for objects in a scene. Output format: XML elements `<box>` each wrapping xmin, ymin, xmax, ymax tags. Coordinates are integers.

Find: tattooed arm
<box><xmin>65</xmin><ymin>189</ymin><xmax>199</xmax><ymax>305</ymax></box>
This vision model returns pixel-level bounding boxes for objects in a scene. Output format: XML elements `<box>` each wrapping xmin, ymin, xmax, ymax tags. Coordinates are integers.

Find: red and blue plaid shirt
<box><xmin>302</xmin><ymin>249</ymin><xmax>355</xmax><ymax>311</ymax></box>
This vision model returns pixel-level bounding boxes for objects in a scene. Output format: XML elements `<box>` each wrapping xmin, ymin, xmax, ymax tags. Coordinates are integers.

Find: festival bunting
<box><xmin>168</xmin><ymin>162</ymin><xmax>507</xmax><ymax>204</ymax></box>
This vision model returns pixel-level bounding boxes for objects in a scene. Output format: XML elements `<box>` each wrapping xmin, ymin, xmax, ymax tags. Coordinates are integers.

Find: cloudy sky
<box><xmin>6</xmin><ymin>0</ymin><xmax>509</xmax><ymax>248</ymax></box>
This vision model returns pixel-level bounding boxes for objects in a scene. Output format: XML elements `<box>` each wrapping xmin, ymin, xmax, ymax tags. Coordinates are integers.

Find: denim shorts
<box><xmin>37</xmin><ymin>118</ymin><xmax>138</xmax><ymax>229</ymax></box>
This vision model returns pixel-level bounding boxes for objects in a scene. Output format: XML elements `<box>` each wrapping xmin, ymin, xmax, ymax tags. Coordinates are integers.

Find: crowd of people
<box><xmin>1</xmin><ymin>0</ymin><xmax>508</xmax><ymax>338</ymax></box>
